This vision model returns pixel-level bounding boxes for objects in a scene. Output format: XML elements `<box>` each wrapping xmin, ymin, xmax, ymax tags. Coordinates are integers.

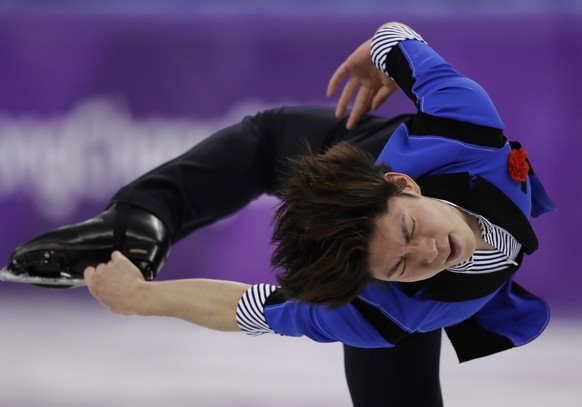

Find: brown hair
<box><xmin>271</xmin><ymin>142</ymin><xmax>406</xmax><ymax>309</ymax></box>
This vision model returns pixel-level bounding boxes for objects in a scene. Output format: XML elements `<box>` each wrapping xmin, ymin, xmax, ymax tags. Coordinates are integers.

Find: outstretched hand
<box><xmin>84</xmin><ymin>251</ymin><xmax>146</xmax><ymax>315</ymax></box>
<box><xmin>327</xmin><ymin>38</ymin><xmax>400</xmax><ymax>130</ymax></box>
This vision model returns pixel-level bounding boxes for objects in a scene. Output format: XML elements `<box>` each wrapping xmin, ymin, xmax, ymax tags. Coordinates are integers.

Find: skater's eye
<box><xmin>398</xmin><ymin>218</ymin><xmax>415</xmax><ymax>277</ymax></box>
<box><xmin>386</xmin><ymin>215</ymin><xmax>414</xmax><ymax>279</ymax></box>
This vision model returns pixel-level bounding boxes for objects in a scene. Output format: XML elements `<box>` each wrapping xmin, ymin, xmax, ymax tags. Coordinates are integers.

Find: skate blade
<box><xmin>0</xmin><ymin>267</ymin><xmax>85</xmax><ymax>287</ymax></box>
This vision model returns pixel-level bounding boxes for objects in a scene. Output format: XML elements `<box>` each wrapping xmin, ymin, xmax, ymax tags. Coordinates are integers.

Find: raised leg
<box><xmin>8</xmin><ymin>107</ymin><xmax>409</xmax><ymax>284</ymax></box>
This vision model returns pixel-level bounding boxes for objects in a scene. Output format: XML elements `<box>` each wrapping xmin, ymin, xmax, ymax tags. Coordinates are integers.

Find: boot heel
<box><xmin>122</xmin><ymin>241</ymin><xmax>169</xmax><ymax>281</ymax></box>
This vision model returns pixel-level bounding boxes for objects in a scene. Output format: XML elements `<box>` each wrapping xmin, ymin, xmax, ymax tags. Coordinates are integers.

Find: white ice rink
<box><xmin>0</xmin><ymin>290</ymin><xmax>580</xmax><ymax>407</ymax></box>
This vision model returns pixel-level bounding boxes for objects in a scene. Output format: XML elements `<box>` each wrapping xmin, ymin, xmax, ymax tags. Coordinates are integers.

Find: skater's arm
<box><xmin>84</xmin><ymin>251</ymin><xmax>249</xmax><ymax>331</ymax></box>
<box><xmin>140</xmin><ymin>279</ymin><xmax>249</xmax><ymax>331</ymax></box>
<box><xmin>328</xmin><ymin>22</ymin><xmax>504</xmax><ymax>130</ymax></box>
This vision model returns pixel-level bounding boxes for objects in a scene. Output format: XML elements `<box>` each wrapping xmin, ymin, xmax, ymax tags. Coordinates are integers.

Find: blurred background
<box><xmin>0</xmin><ymin>1</ymin><xmax>580</xmax><ymax>406</ymax></box>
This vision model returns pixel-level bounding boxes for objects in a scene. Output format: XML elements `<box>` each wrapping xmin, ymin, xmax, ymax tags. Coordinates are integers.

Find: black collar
<box><xmin>416</xmin><ymin>172</ymin><xmax>538</xmax><ymax>253</ymax></box>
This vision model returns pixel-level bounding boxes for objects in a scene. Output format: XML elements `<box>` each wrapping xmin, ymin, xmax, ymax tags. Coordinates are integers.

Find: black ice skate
<box><xmin>0</xmin><ymin>204</ymin><xmax>170</xmax><ymax>288</ymax></box>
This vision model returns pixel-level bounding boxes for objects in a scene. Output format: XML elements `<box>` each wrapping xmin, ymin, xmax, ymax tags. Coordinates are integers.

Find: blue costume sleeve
<box><xmin>376</xmin><ymin>27</ymin><xmax>504</xmax><ymax>129</ymax></box>
<box><xmin>373</xmin><ymin>25</ymin><xmax>515</xmax><ymax>195</ymax></box>
<box><xmin>264</xmin><ymin>298</ymin><xmax>394</xmax><ymax>347</ymax></box>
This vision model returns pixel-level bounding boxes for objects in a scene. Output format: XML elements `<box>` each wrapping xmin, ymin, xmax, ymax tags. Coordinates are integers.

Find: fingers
<box><xmin>329</xmin><ymin>62</ymin><xmax>397</xmax><ymax>128</ymax></box>
<box><xmin>84</xmin><ymin>266</ymin><xmax>96</xmax><ymax>283</ymax></box>
<box><xmin>370</xmin><ymin>86</ymin><xmax>395</xmax><ymax>111</ymax></box>
<box><xmin>336</xmin><ymin>76</ymin><xmax>360</xmax><ymax>119</ymax></box>
<box><xmin>84</xmin><ymin>264</ymin><xmax>104</xmax><ymax>297</ymax></box>
<box><xmin>327</xmin><ymin>63</ymin><xmax>348</xmax><ymax>98</ymax></box>
<box><xmin>346</xmin><ymin>87</ymin><xmax>373</xmax><ymax>130</ymax></box>
<box><xmin>84</xmin><ymin>252</ymin><xmax>120</xmax><ymax>285</ymax></box>
<box><xmin>111</xmin><ymin>250</ymin><xmax>126</xmax><ymax>263</ymax></box>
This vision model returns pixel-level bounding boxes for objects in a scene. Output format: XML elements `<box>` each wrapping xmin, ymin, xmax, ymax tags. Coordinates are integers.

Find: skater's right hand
<box><xmin>84</xmin><ymin>251</ymin><xmax>147</xmax><ymax>316</ymax></box>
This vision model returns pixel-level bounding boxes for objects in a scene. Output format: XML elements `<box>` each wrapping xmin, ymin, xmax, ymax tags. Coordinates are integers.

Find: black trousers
<box><xmin>345</xmin><ymin>330</ymin><xmax>444</xmax><ymax>407</ymax></box>
<box><xmin>112</xmin><ymin>107</ymin><xmax>443</xmax><ymax>406</ymax></box>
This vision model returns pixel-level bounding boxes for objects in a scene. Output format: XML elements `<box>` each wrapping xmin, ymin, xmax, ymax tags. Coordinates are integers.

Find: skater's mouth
<box><xmin>446</xmin><ymin>235</ymin><xmax>462</xmax><ymax>264</ymax></box>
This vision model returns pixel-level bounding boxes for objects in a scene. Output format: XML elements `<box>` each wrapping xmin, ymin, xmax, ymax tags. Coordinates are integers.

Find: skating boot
<box><xmin>1</xmin><ymin>203</ymin><xmax>170</xmax><ymax>287</ymax></box>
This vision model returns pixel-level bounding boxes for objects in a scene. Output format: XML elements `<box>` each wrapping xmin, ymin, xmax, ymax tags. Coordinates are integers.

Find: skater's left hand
<box><xmin>327</xmin><ymin>38</ymin><xmax>400</xmax><ymax>130</ymax></box>
<box><xmin>84</xmin><ymin>251</ymin><xmax>147</xmax><ymax>315</ymax></box>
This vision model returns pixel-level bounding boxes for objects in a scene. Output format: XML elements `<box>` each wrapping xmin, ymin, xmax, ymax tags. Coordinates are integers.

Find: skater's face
<box><xmin>368</xmin><ymin>173</ymin><xmax>477</xmax><ymax>283</ymax></box>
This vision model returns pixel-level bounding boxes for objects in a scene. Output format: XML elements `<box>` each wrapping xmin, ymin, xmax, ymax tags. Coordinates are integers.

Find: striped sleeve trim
<box><xmin>236</xmin><ymin>283</ymin><xmax>278</xmax><ymax>336</ymax></box>
<box><xmin>371</xmin><ymin>24</ymin><xmax>426</xmax><ymax>75</ymax></box>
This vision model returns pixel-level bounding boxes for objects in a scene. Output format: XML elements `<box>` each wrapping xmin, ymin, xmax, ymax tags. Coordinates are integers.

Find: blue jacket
<box><xmin>263</xmin><ymin>36</ymin><xmax>555</xmax><ymax>362</ymax></box>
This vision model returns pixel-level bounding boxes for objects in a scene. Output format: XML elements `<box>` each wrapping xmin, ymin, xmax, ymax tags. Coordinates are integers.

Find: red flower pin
<box><xmin>507</xmin><ymin>146</ymin><xmax>530</xmax><ymax>182</ymax></box>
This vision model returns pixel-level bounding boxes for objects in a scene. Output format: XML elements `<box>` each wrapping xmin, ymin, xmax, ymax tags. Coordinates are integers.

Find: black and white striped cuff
<box><xmin>371</xmin><ymin>24</ymin><xmax>426</xmax><ymax>75</ymax></box>
<box><xmin>236</xmin><ymin>283</ymin><xmax>278</xmax><ymax>336</ymax></box>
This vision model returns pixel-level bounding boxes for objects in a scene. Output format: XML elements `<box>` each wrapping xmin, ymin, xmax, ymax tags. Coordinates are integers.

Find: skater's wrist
<box><xmin>132</xmin><ymin>280</ymin><xmax>161</xmax><ymax>317</ymax></box>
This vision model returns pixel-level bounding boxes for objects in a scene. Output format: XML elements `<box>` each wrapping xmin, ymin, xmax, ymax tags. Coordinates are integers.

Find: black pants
<box><xmin>344</xmin><ymin>330</ymin><xmax>444</xmax><ymax>407</ymax></box>
<box><xmin>112</xmin><ymin>107</ymin><xmax>443</xmax><ymax>406</ymax></box>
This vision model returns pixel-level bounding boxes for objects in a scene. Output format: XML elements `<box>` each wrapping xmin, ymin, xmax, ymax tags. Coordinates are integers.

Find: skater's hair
<box><xmin>271</xmin><ymin>142</ymin><xmax>407</xmax><ymax>309</ymax></box>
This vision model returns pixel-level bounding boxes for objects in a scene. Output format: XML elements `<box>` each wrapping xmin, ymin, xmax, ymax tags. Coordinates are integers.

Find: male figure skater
<box><xmin>8</xmin><ymin>22</ymin><xmax>555</xmax><ymax>406</ymax></box>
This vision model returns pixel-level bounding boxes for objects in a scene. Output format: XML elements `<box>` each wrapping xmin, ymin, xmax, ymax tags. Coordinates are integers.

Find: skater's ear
<box><xmin>383</xmin><ymin>172</ymin><xmax>421</xmax><ymax>194</ymax></box>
